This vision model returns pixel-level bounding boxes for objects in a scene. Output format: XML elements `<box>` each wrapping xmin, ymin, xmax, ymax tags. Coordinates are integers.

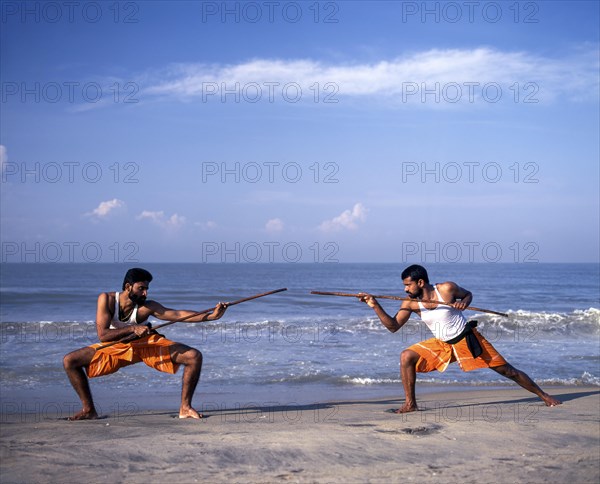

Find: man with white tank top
<box><xmin>63</xmin><ymin>268</ymin><xmax>228</xmax><ymax>420</ymax></box>
<box><xmin>359</xmin><ymin>264</ymin><xmax>561</xmax><ymax>413</ymax></box>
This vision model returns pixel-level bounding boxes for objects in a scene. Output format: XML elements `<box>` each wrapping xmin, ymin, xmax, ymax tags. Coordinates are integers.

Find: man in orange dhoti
<box><xmin>63</xmin><ymin>268</ymin><xmax>228</xmax><ymax>420</ymax></box>
<box><xmin>359</xmin><ymin>265</ymin><xmax>561</xmax><ymax>413</ymax></box>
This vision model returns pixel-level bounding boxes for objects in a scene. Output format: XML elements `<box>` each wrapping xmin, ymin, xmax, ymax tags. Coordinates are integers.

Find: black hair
<box><xmin>401</xmin><ymin>264</ymin><xmax>429</xmax><ymax>284</ymax></box>
<box><xmin>122</xmin><ymin>268</ymin><xmax>153</xmax><ymax>290</ymax></box>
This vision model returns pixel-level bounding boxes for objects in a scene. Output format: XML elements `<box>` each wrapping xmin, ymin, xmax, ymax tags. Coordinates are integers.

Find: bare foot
<box><xmin>390</xmin><ymin>403</ymin><xmax>418</xmax><ymax>414</ymax></box>
<box><xmin>179</xmin><ymin>407</ymin><xmax>202</xmax><ymax>419</ymax></box>
<box><xmin>542</xmin><ymin>394</ymin><xmax>562</xmax><ymax>407</ymax></box>
<box><xmin>67</xmin><ymin>409</ymin><xmax>99</xmax><ymax>421</ymax></box>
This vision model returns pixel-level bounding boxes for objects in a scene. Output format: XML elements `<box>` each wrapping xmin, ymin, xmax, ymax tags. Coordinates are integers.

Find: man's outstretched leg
<box><xmin>394</xmin><ymin>349</ymin><xmax>421</xmax><ymax>413</ymax></box>
<box><xmin>492</xmin><ymin>364</ymin><xmax>562</xmax><ymax>407</ymax></box>
<box><xmin>63</xmin><ymin>347</ymin><xmax>98</xmax><ymax>420</ymax></box>
<box><xmin>170</xmin><ymin>344</ymin><xmax>203</xmax><ymax>419</ymax></box>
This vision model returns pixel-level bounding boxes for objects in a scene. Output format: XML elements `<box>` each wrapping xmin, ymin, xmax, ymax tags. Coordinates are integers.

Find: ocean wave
<box><xmin>336</xmin><ymin>373</ymin><xmax>600</xmax><ymax>388</ymax></box>
<box><xmin>484</xmin><ymin>308</ymin><xmax>600</xmax><ymax>335</ymax></box>
<box><xmin>1</xmin><ymin>308</ymin><xmax>598</xmax><ymax>350</ymax></box>
<box><xmin>3</xmin><ymin>307</ymin><xmax>598</xmax><ymax>332</ymax></box>
<box><xmin>535</xmin><ymin>371</ymin><xmax>600</xmax><ymax>387</ymax></box>
<box><xmin>265</xmin><ymin>370</ymin><xmax>330</xmax><ymax>385</ymax></box>
<box><xmin>271</xmin><ymin>308</ymin><xmax>600</xmax><ymax>336</ymax></box>
<box><xmin>341</xmin><ymin>376</ymin><xmax>400</xmax><ymax>385</ymax></box>
<box><xmin>251</xmin><ymin>370</ymin><xmax>600</xmax><ymax>388</ymax></box>
<box><xmin>351</xmin><ymin>308</ymin><xmax>600</xmax><ymax>336</ymax></box>
<box><xmin>0</xmin><ymin>321</ymin><xmax>99</xmax><ymax>346</ymax></box>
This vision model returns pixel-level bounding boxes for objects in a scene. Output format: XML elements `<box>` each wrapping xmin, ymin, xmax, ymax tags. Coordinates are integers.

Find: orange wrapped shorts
<box><xmin>408</xmin><ymin>328</ymin><xmax>507</xmax><ymax>373</ymax></box>
<box><xmin>86</xmin><ymin>334</ymin><xmax>180</xmax><ymax>378</ymax></box>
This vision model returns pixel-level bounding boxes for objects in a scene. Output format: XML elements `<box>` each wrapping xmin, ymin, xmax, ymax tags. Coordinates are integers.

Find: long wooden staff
<box><xmin>96</xmin><ymin>288</ymin><xmax>287</xmax><ymax>350</ymax></box>
<box><xmin>310</xmin><ymin>290</ymin><xmax>508</xmax><ymax>317</ymax></box>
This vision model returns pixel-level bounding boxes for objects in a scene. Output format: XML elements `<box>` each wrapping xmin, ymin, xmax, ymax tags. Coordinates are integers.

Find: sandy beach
<box><xmin>1</xmin><ymin>386</ymin><xmax>598</xmax><ymax>483</ymax></box>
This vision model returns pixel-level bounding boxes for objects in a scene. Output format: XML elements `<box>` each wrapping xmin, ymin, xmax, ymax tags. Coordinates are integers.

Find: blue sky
<box><xmin>1</xmin><ymin>0</ymin><xmax>599</xmax><ymax>263</ymax></box>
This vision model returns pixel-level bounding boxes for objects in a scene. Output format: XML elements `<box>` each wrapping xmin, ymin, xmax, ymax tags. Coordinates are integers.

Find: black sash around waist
<box><xmin>444</xmin><ymin>320</ymin><xmax>482</xmax><ymax>359</ymax></box>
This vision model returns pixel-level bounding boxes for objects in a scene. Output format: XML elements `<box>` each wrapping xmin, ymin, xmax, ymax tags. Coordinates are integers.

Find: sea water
<box><xmin>1</xmin><ymin>263</ymin><xmax>598</xmax><ymax>414</ymax></box>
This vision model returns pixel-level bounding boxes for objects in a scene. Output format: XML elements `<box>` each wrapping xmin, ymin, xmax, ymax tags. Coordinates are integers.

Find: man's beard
<box><xmin>129</xmin><ymin>292</ymin><xmax>146</xmax><ymax>305</ymax></box>
<box><xmin>406</xmin><ymin>288</ymin><xmax>423</xmax><ymax>299</ymax></box>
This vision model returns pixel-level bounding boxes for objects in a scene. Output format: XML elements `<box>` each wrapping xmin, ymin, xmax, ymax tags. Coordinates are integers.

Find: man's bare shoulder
<box><xmin>435</xmin><ymin>281</ymin><xmax>461</xmax><ymax>300</ymax></box>
<box><xmin>95</xmin><ymin>292</ymin><xmax>116</xmax><ymax>328</ymax></box>
<box><xmin>400</xmin><ymin>299</ymin><xmax>419</xmax><ymax>310</ymax></box>
<box><xmin>436</xmin><ymin>281</ymin><xmax>459</xmax><ymax>291</ymax></box>
<box><xmin>97</xmin><ymin>291</ymin><xmax>116</xmax><ymax>303</ymax></box>
<box><xmin>96</xmin><ymin>292</ymin><xmax>116</xmax><ymax>314</ymax></box>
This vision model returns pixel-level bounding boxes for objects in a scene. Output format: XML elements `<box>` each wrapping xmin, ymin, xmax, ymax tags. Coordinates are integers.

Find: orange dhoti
<box><xmin>408</xmin><ymin>328</ymin><xmax>507</xmax><ymax>373</ymax></box>
<box><xmin>86</xmin><ymin>334</ymin><xmax>180</xmax><ymax>378</ymax></box>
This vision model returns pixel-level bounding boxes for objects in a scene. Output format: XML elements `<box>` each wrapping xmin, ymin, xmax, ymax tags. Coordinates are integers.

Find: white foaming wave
<box><xmin>341</xmin><ymin>376</ymin><xmax>400</xmax><ymax>385</ymax></box>
<box><xmin>266</xmin><ymin>309</ymin><xmax>600</xmax><ymax>334</ymax></box>
<box><xmin>537</xmin><ymin>372</ymin><xmax>600</xmax><ymax>386</ymax></box>
<box><xmin>509</xmin><ymin>308</ymin><xmax>600</xmax><ymax>321</ymax></box>
<box><xmin>573</xmin><ymin>308</ymin><xmax>600</xmax><ymax>319</ymax></box>
<box><xmin>476</xmin><ymin>308</ymin><xmax>600</xmax><ymax>334</ymax></box>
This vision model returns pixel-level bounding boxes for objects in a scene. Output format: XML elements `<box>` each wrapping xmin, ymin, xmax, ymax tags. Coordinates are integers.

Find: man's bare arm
<box><xmin>144</xmin><ymin>300</ymin><xmax>227</xmax><ymax>323</ymax></box>
<box><xmin>359</xmin><ymin>294</ymin><xmax>413</xmax><ymax>333</ymax></box>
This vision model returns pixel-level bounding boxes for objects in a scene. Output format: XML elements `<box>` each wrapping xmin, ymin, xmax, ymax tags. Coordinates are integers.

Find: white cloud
<box><xmin>138</xmin><ymin>210</ymin><xmax>163</xmax><ymax>223</ymax></box>
<box><xmin>319</xmin><ymin>203</ymin><xmax>368</xmax><ymax>232</ymax></box>
<box><xmin>194</xmin><ymin>220</ymin><xmax>217</xmax><ymax>230</ymax></box>
<box><xmin>137</xmin><ymin>210</ymin><xmax>186</xmax><ymax>229</ymax></box>
<box><xmin>145</xmin><ymin>47</ymin><xmax>599</xmax><ymax>105</ymax></box>
<box><xmin>166</xmin><ymin>214</ymin><xmax>186</xmax><ymax>228</ymax></box>
<box><xmin>87</xmin><ymin>199</ymin><xmax>124</xmax><ymax>218</ymax></box>
<box><xmin>265</xmin><ymin>218</ymin><xmax>284</xmax><ymax>233</ymax></box>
